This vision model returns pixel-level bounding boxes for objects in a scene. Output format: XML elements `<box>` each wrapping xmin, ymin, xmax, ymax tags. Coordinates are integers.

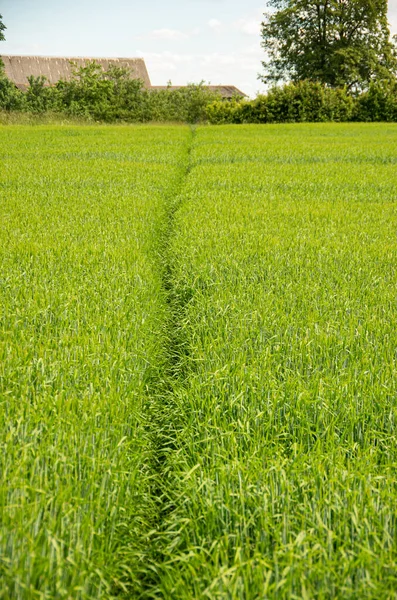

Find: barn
<box><xmin>1</xmin><ymin>55</ymin><xmax>151</xmax><ymax>91</ymax></box>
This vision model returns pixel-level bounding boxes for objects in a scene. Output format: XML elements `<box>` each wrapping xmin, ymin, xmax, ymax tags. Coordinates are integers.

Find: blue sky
<box><xmin>1</xmin><ymin>0</ymin><xmax>397</xmax><ymax>97</ymax></box>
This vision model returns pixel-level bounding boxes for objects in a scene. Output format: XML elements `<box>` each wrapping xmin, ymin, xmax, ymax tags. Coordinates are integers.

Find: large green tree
<box><xmin>260</xmin><ymin>0</ymin><xmax>397</xmax><ymax>90</ymax></box>
<box><xmin>0</xmin><ymin>14</ymin><xmax>6</xmax><ymax>41</ymax></box>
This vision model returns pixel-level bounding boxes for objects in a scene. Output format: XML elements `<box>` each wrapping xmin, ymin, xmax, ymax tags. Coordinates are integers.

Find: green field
<box><xmin>1</xmin><ymin>124</ymin><xmax>397</xmax><ymax>599</ymax></box>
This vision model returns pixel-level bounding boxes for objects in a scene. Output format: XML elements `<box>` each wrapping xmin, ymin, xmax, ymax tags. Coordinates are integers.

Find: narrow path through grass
<box><xmin>142</xmin><ymin>126</ymin><xmax>197</xmax><ymax>597</ymax></box>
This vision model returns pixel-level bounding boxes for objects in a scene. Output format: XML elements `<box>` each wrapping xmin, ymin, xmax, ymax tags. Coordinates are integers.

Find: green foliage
<box><xmin>20</xmin><ymin>62</ymin><xmax>220</xmax><ymax>122</ymax></box>
<box><xmin>53</xmin><ymin>61</ymin><xmax>144</xmax><ymax>121</ymax></box>
<box><xmin>205</xmin><ymin>97</ymin><xmax>246</xmax><ymax>124</ymax></box>
<box><xmin>145</xmin><ymin>83</ymin><xmax>221</xmax><ymax>123</ymax></box>
<box><xmin>0</xmin><ymin>62</ymin><xmax>25</xmax><ymax>111</ymax></box>
<box><xmin>2</xmin><ymin>57</ymin><xmax>397</xmax><ymax>123</ymax></box>
<box><xmin>261</xmin><ymin>0</ymin><xmax>397</xmax><ymax>90</ymax></box>
<box><xmin>354</xmin><ymin>80</ymin><xmax>397</xmax><ymax>121</ymax></box>
<box><xmin>25</xmin><ymin>75</ymin><xmax>57</xmax><ymax>113</ymax></box>
<box><xmin>0</xmin><ymin>13</ymin><xmax>6</xmax><ymax>41</ymax></box>
<box><xmin>207</xmin><ymin>81</ymin><xmax>355</xmax><ymax>123</ymax></box>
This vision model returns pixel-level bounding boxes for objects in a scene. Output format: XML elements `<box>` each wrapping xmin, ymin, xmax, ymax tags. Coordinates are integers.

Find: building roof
<box><xmin>1</xmin><ymin>55</ymin><xmax>151</xmax><ymax>90</ymax></box>
<box><xmin>150</xmin><ymin>85</ymin><xmax>247</xmax><ymax>99</ymax></box>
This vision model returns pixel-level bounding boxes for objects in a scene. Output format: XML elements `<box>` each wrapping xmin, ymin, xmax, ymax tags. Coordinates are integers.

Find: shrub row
<box><xmin>0</xmin><ymin>61</ymin><xmax>220</xmax><ymax>123</ymax></box>
<box><xmin>1</xmin><ymin>60</ymin><xmax>397</xmax><ymax>123</ymax></box>
<box><xmin>206</xmin><ymin>80</ymin><xmax>397</xmax><ymax>124</ymax></box>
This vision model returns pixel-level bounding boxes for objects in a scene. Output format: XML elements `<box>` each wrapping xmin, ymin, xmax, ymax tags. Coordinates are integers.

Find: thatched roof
<box><xmin>150</xmin><ymin>85</ymin><xmax>246</xmax><ymax>99</ymax></box>
<box><xmin>1</xmin><ymin>55</ymin><xmax>151</xmax><ymax>90</ymax></box>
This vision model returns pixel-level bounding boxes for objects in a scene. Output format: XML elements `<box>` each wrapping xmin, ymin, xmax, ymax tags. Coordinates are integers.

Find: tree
<box><xmin>0</xmin><ymin>14</ymin><xmax>25</xmax><ymax>112</ymax></box>
<box><xmin>260</xmin><ymin>0</ymin><xmax>397</xmax><ymax>90</ymax></box>
<box><xmin>0</xmin><ymin>14</ymin><xmax>6</xmax><ymax>41</ymax></box>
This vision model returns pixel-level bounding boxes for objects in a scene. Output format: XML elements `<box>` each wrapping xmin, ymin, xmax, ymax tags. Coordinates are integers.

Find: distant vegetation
<box><xmin>207</xmin><ymin>80</ymin><xmax>397</xmax><ymax>123</ymax></box>
<box><xmin>1</xmin><ymin>61</ymin><xmax>397</xmax><ymax>123</ymax></box>
<box><xmin>0</xmin><ymin>61</ymin><xmax>222</xmax><ymax>123</ymax></box>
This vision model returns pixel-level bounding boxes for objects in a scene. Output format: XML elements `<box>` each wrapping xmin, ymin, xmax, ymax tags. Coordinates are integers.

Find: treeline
<box><xmin>1</xmin><ymin>60</ymin><xmax>397</xmax><ymax>123</ymax></box>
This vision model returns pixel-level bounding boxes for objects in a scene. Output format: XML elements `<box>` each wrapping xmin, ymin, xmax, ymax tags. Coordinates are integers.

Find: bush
<box><xmin>53</xmin><ymin>62</ymin><xmax>145</xmax><ymax>121</ymax></box>
<box><xmin>206</xmin><ymin>81</ymin><xmax>355</xmax><ymax>124</ymax></box>
<box><xmin>144</xmin><ymin>84</ymin><xmax>221</xmax><ymax>123</ymax></box>
<box><xmin>354</xmin><ymin>81</ymin><xmax>397</xmax><ymax>122</ymax></box>
<box><xmin>0</xmin><ymin>60</ymin><xmax>25</xmax><ymax>111</ymax></box>
<box><xmin>52</xmin><ymin>65</ymin><xmax>219</xmax><ymax>123</ymax></box>
<box><xmin>206</xmin><ymin>98</ymin><xmax>246</xmax><ymax>124</ymax></box>
<box><xmin>25</xmin><ymin>76</ymin><xmax>57</xmax><ymax>113</ymax></box>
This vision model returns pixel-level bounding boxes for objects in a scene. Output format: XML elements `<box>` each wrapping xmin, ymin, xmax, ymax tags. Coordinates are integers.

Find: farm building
<box><xmin>1</xmin><ymin>55</ymin><xmax>246</xmax><ymax>98</ymax></box>
<box><xmin>1</xmin><ymin>55</ymin><xmax>151</xmax><ymax>90</ymax></box>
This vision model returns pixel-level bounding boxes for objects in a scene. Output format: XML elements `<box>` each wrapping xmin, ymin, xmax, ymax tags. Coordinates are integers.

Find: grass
<box><xmin>0</xmin><ymin>124</ymin><xmax>191</xmax><ymax>598</ymax></box>
<box><xmin>159</xmin><ymin>124</ymin><xmax>397</xmax><ymax>598</ymax></box>
<box><xmin>1</xmin><ymin>123</ymin><xmax>397</xmax><ymax>598</ymax></box>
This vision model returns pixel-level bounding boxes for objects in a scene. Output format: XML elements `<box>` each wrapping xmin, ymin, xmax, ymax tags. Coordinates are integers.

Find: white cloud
<box><xmin>208</xmin><ymin>18</ymin><xmax>223</xmax><ymax>33</ymax></box>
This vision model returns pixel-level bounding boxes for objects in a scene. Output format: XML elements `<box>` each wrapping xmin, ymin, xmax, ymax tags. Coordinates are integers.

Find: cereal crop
<box><xmin>1</xmin><ymin>123</ymin><xmax>397</xmax><ymax>599</ymax></box>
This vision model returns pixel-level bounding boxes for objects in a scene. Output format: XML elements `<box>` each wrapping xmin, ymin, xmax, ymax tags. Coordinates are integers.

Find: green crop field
<box><xmin>1</xmin><ymin>123</ymin><xmax>397</xmax><ymax>599</ymax></box>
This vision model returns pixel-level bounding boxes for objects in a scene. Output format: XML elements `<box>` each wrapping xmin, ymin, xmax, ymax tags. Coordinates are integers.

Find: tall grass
<box><xmin>158</xmin><ymin>123</ymin><xmax>397</xmax><ymax>598</ymax></box>
<box><xmin>0</xmin><ymin>125</ymin><xmax>191</xmax><ymax>598</ymax></box>
<box><xmin>1</xmin><ymin>123</ymin><xmax>397</xmax><ymax>599</ymax></box>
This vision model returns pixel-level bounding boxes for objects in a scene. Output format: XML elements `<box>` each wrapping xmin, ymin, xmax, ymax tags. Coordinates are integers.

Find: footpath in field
<box><xmin>1</xmin><ymin>124</ymin><xmax>397</xmax><ymax>600</ymax></box>
<box><xmin>154</xmin><ymin>124</ymin><xmax>397</xmax><ymax>599</ymax></box>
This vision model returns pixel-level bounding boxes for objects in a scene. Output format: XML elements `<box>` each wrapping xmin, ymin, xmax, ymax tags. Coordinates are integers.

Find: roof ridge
<box><xmin>1</xmin><ymin>54</ymin><xmax>146</xmax><ymax>60</ymax></box>
<box><xmin>1</xmin><ymin>55</ymin><xmax>151</xmax><ymax>87</ymax></box>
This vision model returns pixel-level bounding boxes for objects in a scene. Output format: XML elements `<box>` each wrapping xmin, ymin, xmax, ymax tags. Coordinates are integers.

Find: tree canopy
<box><xmin>0</xmin><ymin>14</ymin><xmax>6</xmax><ymax>42</ymax></box>
<box><xmin>260</xmin><ymin>0</ymin><xmax>397</xmax><ymax>90</ymax></box>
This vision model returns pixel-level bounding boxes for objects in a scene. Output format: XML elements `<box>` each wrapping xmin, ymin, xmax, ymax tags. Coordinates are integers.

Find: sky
<box><xmin>1</xmin><ymin>0</ymin><xmax>397</xmax><ymax>98</ymax></box>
